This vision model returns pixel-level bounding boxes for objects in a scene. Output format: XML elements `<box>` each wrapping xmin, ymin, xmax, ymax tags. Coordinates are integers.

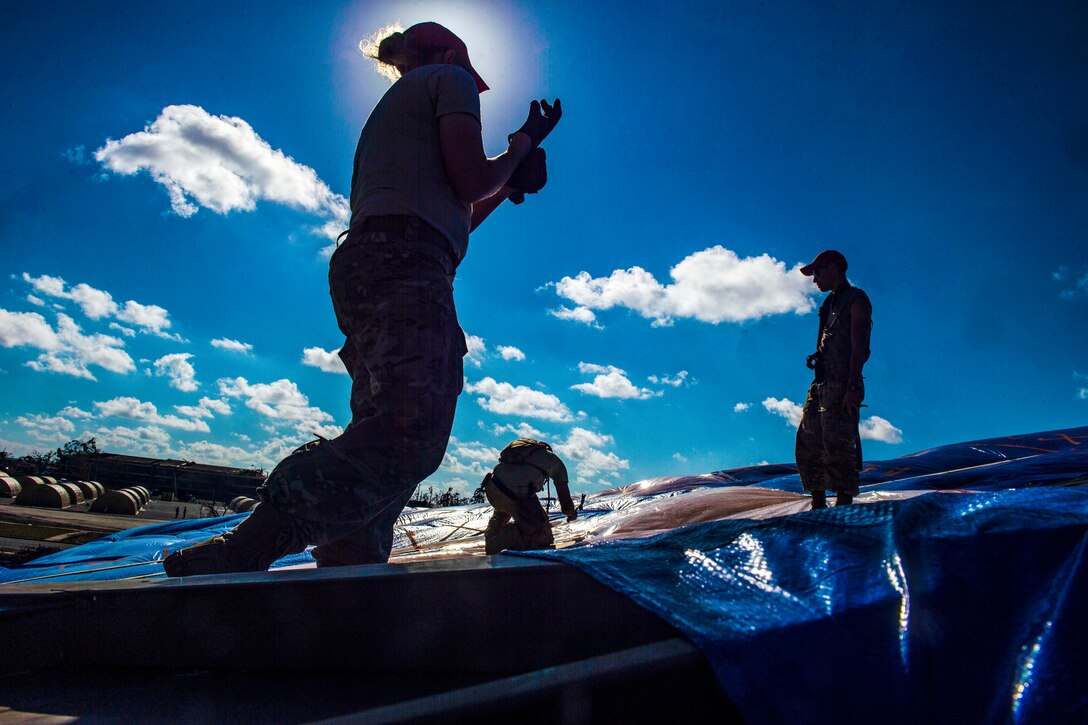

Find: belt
<box><xmin>354</xmin><ymin>215</ymin><xmax>454</xmax><ymax>259</ymax></box>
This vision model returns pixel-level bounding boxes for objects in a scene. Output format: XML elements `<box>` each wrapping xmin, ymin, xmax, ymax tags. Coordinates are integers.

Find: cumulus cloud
<box><xmin>108</xmin><ymin>322</ymin><xmax>136</xmax><ymax>337</ymax></box>
<box><xmin>465</xmin><ymin>334</ymin><xmax>487</xmax><ymax>368</ymax></box>
<box><xmin>59</xmin><ymin>406</ymin><xmax>93</xmax><ymax>419</ymax></box>
<box><xmin>94</xmin><ymin>396</ymin><xmax>210</xmax><ymax>432</ymax></box>
<box><xmin>648</xmin><ymin>370</ymin><xmax>689</xmax><ymax>387</ymax></box>
<box><xmin>218</xmin><ymin>376</ymin><xmax>340</xmax><ymax>438</ymax></box>
<box><xmin>490</xmin><ymin>422</ymin><xmax>549</xmax><ymax>440</ymax></box>
<box><xmin>548</xmin><ymin>306</ymin><xmax>602</xmax><ymax>327</ymax></box>
<box><xmin>440</xmin><ymin>437</ymin><xmax>502</xmax><ymax>478</ymax></box>
<box><xmin>571</xmin><ymin>362</ymin><xmax>660</xmax><ymax>400</ymax></box>
<box><xmin>734</xmin><ymin>402</ymin><xmax>751</xmax><ymax>413</ymax></box>
<box><xmin>464</xmin><ymin>377</ymin><xmax>575</xmax><ymax>422</ymax></box>
<box><xmin>174</xmin><ymin>396</ymin><xmax>232</xmax><ymax>419</ymax></box>
<box><xmin>496</xmin><ymin>345</ymin><xmax>525</xmax><ymax>362</ymax></box>
<box><xmin>212</xmin><ymin>337</ymin><xmax>253</xmax><ymax>354</ymax></box>
<box><xmin>16</xmin><ymin>413</ymin><xmax>76</xmax><ymax>439</ymax></box>
<box><xmin>4</xmin><ymin>312</ymin><xmax>135</xmax><ymax>381</ymax></box>
<box><xmin>0</xmin><ymin>309</ymin><xmax>59</xmax><ymax>350</ymax></box>
<box><xmin>93</xmin><ymin>424</ymin><xmax>173</xmax><ymax>455</ymax></box>
<box><xmin>551</xmin><ymin>246</ymin><xmax>816</xmax><ymax>327</ymax></box>
<box><xmin>21</xmin><ymin>273</ymin><xmax>180</xmax><ymax>339</ymax></box>
<box><xmin>762</xmin><ymin>396</ymin><xmax>804</xmax><ymax>428</ymax></box>
<box><xmin>553</xmin><ymin>427</ymin><xmax>631</xmax><ymax>482</ymax></box>
<box><xmin>859</xmin><ymin>416</ymin><xmax>904</xmax><ymax>444</ymax></box>
<box><xmin>672</xmin><ymin>452</ymin><xmax>689</xmax><ymax>463</ymax></box>
<box><xmin>153</xmin><ymin>352</ymin><xmax>199</xmax><ymax>392</ymax></box>
<box><xmin>301</xmin><ymin>346</ymin><xmax>347</xmax><ymax>374</ymax></box>
<box><xmin>95</xmin><ymin>104</ymin><xmax>349</xmax><ymax>247</ymax></box>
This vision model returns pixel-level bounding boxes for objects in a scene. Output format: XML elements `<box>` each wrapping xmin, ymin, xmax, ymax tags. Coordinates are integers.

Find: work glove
<box><xmin>507</xmin><ymin>147</ymin><xmax>547</xmax><ymax>205</ymax></box>
<box><xmin>562</xmin><ymin>503</ymin><xmax>578</xmax><ymax>522</ymax></box>
<box><xmin>509</xmin><ymin>99</ymin><xmax>562</xmax><ymax>148</ymax></box>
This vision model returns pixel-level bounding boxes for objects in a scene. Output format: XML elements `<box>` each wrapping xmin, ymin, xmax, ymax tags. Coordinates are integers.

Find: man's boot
<box><xmin>162</xmin><ymin>503</ymin><xmax>305</xmax><ymax>577</ymax></box>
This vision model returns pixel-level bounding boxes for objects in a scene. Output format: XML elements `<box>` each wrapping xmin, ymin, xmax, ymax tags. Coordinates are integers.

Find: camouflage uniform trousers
<box><xmin>795</xmin><ymin>379</ymin><xmax>862</xmax><ymax>495</ymax></box>
<box><xmin>483</xmin><ymin>477</ymin><xmax>553</xmax><ymax>555</ymax></box>
<box><xmin>256</xmin><ymin>229</ymin><xmax>466</xmax><ymax>560</ymax></box>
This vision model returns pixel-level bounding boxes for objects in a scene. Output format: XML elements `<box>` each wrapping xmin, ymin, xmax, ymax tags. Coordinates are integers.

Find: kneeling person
<box><xmin>483</xmin><ymin>439</ymin><xmax>577</xmax><ymax>555</ymax></box>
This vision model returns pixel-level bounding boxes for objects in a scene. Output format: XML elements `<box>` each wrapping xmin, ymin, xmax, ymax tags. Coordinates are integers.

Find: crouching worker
<box><xmin>483</xmin><ymin>439</ymin><xmax>577</xmax><ymax>555</ymax></box>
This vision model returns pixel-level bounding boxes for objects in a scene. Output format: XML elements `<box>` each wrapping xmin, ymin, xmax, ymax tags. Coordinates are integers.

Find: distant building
<box><xmin>57</xmin><ymin>452</ymin><xmax>265</xmax><ymax>502</ymax></box>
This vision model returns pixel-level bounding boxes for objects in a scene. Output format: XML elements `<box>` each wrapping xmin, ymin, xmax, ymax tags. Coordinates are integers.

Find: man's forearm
<box><xmin>470</xmin><ymin>185</ymin><xmax>512</xmax><ymax>231</ymax></box>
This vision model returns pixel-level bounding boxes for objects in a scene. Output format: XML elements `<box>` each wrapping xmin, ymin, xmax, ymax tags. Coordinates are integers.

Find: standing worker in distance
<box><xmin>483</xmin><ymin>439</ymin><xmax>577</xmax><ymax>554</ymax></box>
<box><xmin>165</xmin><ymin>21</ymin><xmax>562</xmax><ymax>575</ymax></box>
<box><xmin>795</xmin><ymin>250</ymin><xmax>873</xmax><ymax>510</ymax></box>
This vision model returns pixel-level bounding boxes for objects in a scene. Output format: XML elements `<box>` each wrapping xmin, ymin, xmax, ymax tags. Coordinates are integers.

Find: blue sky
<box><xmin>1</xmin><ymin>0</ymin><xmax>1085</xmax><ymax>494</ymax></box>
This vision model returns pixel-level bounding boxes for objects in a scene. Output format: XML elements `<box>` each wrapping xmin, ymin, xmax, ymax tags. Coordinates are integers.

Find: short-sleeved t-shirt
<box><xmin>349</xmin><ymin>64</ymin><xmax>481</xmax><ymax>262</ymax></box>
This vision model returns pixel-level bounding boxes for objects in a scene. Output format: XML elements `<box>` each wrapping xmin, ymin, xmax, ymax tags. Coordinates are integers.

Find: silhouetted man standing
<box><xmin>796</xmin><ymin>250</ymin><xmax>872</xmax><ymax>509</ymax></box>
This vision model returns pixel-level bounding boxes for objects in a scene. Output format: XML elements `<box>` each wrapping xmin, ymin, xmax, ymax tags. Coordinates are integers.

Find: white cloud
<box><xmin>1078</xmin><ymin>388</ymin><xmax>1088</xmax><ymax>400</ymax></box>
<box><xmin>551</xmin><ymin>246</ymin><xmax>816</xmax><ymax>326</ymax></box>
<box><xmin>734</xmin><ymin>402</ymin><xmax>751</xmax><ymax>413</ymax></box>
<box><xmin>490</xmin><ymin>422</ymin><xmax>549</xmax><ymax>440</ymax></box>
<box><xmin>175</xmin><ymin>397</ymin><xmax>232</xmax><ymax>419</ymax></box>
<box><xmin>302</xmin><ymin>346</ymin><xmax>347</xmax><ymax>374</ymax></box>
<box><xmin>440</xmin><ymin>437</ymin><xmax>502</xmax><ymax>478</ymax></box>
<box><xmin>571</xmin><ymin>362</ymin><xmax>660</xmax><ymax>400</ymax></box>
<box><xmin>465</xmin><ymin>334</ymin><xmax>487</xmax><ymax>368</ymax></box>
<box><xmin>59</xmin><ymin>406</ymin><xmax>93</xmax><ymax>419</ymax></box>
<box><xmin>108</xmin><ymin>322</ymin><xmax>136</xmax><ymax>337</ymax></box>
<box><xmin>154</xmin><ymin>352</ymin><xmax>199</xmax><ymax>392</ymax></box>
<box><xmin>16</xmin><ymin>413</ymin><xmax>76</xmax><ymax>439</ymax></box>
<box><xmin>0</xmin><ymin>309</ymin><xmax>59</xmax><ymax>350</ymax></box>
<box><xmin>94</xmin><ymin>396</ymin><xmax>210</xmax><ymax>432</ymax></box>
<box><xmin>95</xmin><ymin>104</ymin><xmax>349</xmax><ymax>246</ymax></box>
<box><xmin>212</xmin><ymin>337</ymin><xmax>254</xmax><ymax>354</ymax></box>
<box><xmin>93</xmin><ymin>424</ymin><xmax>173</xmax><ymax>455</ymax></box>
<box><xmin>464</xmin><ymin>377</ymin><xmax>575</xmax><ymax>422</ymax></box>
<box><xmin>26</xmin><ymin>295</ymin><xmax>45</xmax><ymax>307</ymax></box>
<box><xmin>553</xmin><ymin>427</ymin><xmax>630</xmax><ymax>482</ymax></box>
<box><xmin>648</xmin><ymin>370</ymin><xmax>689</xmax><ymax>387</ymax></box>
<box><xmin>217</xmin><ymin>376</ymin><xmax>339</xmax><ymax>438</ymax></box>
<box><xmin>21</xmin><ymin>273</ymin><xmax>180</xmax><ymax>339</ymax></box>
<box><xmin>19</xmin><ymin>314</ymin><xmax>135</xmax><ymax>381</ymax></box>
<box><xmin>496</xmin><ymin>345</ymin><xmax>525</xmax><ymax>361</ymax></box>
<box><xmin>672</xmin><ymin>452</ymin><xmax>689</xmax><ymax>463</ymax></box>
<box><xmin>117</xmin><ymin>300</ymin><xmax>175</xmax><ymax>337</ymax></box>
<box><xmin>859</xmin><ymin>416</ymin><xmax>904</xmax><ymax>444</ymax></box>
<box><xmin>548</xmin><ymin>306</ymin><xmax>601</xmax><ymax>327</ymax></box>
<box><xmin>762</xmin><ymin>396</ymin><xmax>804</xmax><ymax>428</ymax></box>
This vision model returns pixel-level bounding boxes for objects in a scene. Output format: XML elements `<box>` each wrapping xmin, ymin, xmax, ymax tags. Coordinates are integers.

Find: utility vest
<box><xmin>813</xmin><ymin>283</ymin><xmax>871</xmax><ymax>384</ymax></box>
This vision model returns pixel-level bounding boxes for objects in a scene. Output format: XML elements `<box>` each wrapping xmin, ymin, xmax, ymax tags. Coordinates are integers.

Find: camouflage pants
<box><xmin>483</xmin><ymin>477</ymin><xmax>553</xmax><ymax>555</ymax></box>
<box><xmin>258</xmin><ymin>229</ymin><xmax>466</xmax><ymax>558</ymax></box>
<box><xmin>795</xmin><ymin>380</ymin><xmax>862</xmax><ymax>495</ymax></box>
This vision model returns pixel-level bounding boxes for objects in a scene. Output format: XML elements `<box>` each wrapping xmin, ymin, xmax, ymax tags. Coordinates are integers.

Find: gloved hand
<box><xmin>509</xmin><ymin>99</ymin><xmax>562</xmax><ymax>148</ymax></box>
<box><xmin>562</xmin><ymin>504</ymin><xmax>578</xmax><ymax>523</ymax></box>
<box><xmin>507</xmin><ymin>147</ymin><xmax>547</xmax><ymax>206</ymax></box>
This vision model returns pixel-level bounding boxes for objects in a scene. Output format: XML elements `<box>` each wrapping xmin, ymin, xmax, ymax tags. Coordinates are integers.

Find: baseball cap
<box><xmin>800</xmin><ymin>250</ymin><xmax>848</xmax><ymax>276</ymax></box>
<box><xmin>404</xmin><ymin>22</ymin><xmax>489</xmax><ymax>93</ymax></box>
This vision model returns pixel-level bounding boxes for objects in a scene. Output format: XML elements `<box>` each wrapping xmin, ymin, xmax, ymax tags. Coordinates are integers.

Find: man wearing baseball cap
<box><xmin>795</xmin><ymin>250</ymin><xmax>873</xmax><ymax>509</ymax></box>
<box><xmin>164</xmin><ymin>20</ymin><xmax>563</xmax><ymax>575</ymax></box>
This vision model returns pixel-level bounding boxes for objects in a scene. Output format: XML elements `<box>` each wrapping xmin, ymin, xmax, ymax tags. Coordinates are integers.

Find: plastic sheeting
<box><xmin>0</xmin><ymin>427</ymin><xmax>1086</xmax><ymax>721</ymax></box>
<box><xmin>529</xmin><ymin>488</ymin><xmax>1088</xmax><ymax>722</ymax></box>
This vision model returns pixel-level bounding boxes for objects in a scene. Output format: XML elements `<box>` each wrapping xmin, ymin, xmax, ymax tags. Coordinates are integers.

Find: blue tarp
<box><xmin>523</xmin><ymin>428</ymin><xmax>1088</xmax><ymax>722</ymax></box>
<box><xmin>2</xmin><ymin>427</ymin><xmax>1086</xmax><ymax>721</ymax></box>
